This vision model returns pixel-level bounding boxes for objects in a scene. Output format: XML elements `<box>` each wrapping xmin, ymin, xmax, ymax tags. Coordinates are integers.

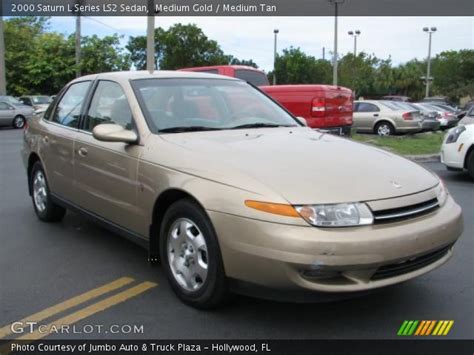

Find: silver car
<box><xmin>0</xmin><ymin>101</ymin><xmax>35</xmax><ymax>129</ymax></box>
<box><xmin>353</xmin><ymin>100</ymin><xmax>422</xmax><ymax>136</ymax></box>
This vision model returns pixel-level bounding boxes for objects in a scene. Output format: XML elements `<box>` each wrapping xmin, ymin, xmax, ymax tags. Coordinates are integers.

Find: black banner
<box><xmin>1</xmin><ymin>0</ymin><xmax>473</xmax><ymax>16</ymax></box>
<box><xmin>0</xmin><ymin>340</ymin><xmax>473</xmax><ymax>355</ymax></box>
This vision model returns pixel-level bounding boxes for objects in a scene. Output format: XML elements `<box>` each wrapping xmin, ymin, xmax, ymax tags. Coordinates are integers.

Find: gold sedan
<box><xmin>22</xmin><ymin>72</ymin><xmax>463</xmax><ymax>308</ymax></box>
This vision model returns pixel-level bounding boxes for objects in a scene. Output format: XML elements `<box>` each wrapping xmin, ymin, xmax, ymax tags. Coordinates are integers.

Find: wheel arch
<box><xmin>149</xmin><ymin>188</ymin><xmax>209</xmax><ymax>261</ymax></box>
<box><xmin>373</xmin><ymin>119</ymin><xmax>395</xmax><ymax>133</ymax></box>
<box><xmin>464</xmin><ymin>144</ymin><xmax>474</xmax><ymax>169</ymax></box>
<box><xmin>27</xmin><ymin>153</ymin><xmax>42</xmax><ymax>196</ymax></box>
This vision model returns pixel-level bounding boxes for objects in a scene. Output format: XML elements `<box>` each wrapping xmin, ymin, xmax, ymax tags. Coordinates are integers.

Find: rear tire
<box><xmin>467</xmin><ymin>150</ymin><xmax>474</xmax><ymax>180</ymax></box>
<box><xmin>159</xmin><ymin>199</ymin><xmax>228</xmax><ymax>309</ymax></box>
<box><xmin>375</xmin><ymin>121</ymin><xmax>394</xmax><ymax>136</ymax></box>
<box><xmin>30</xmin><ymin>161</ymin><xmax>66</xmax><ymax>222</ymax></box>
<box><xmin>12</xmin><ymin>115</ymin><xmax>25</xmax><ymax>129</ymax></box>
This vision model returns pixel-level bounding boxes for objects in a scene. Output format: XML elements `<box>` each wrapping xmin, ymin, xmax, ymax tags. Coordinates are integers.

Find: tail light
<box><xmin>402</xmin><ymin>112</ymin><xmax>413</xmax><ymax>120</ymax></box>
<box><xmin>444</xmin><ymin>112</ymin><xmax>454</xmax><ymax>118</ymax></box>
<box><xmin>311</xmin><ymin>98</ymin><xmax>326</xmax><ymax>117</ymax></box>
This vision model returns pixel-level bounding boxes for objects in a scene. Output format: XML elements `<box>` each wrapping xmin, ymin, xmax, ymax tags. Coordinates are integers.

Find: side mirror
<box><xmin>92</xmin><ymin>124</ymin><xmax>138</xmax><ymax>144</ymax></box>
<box><xmin>296</xmin><ymin>116</ymin><xmax>308</xmax><ymax>126</ymax></box>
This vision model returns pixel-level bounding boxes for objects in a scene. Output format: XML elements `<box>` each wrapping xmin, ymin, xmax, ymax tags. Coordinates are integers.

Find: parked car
<box><xmin>462</xmin><ymin>100</ymin><xmax>474</xmax><ymax>112</ymax></box>
<box><xmin>179</xmin><ymin>65</ymin><xmax>353</xmax><ymax>136</ymax></box>
<box><xmin>413</xmin><ymin>103</ymin><xmax>458</xmax><ymax>130</ymax></box>
<box><xmin>0</xmin><ymin>100</ymin><xmax>35</xmax><ymax>128</ymax></box>
<box><xmin>382</xmin><ymin>95</ymin><xmax>411</xmax><ymax>102</ymax></box>
<box><xmin>23</xmin><ymin>71</ymin><xmax>463</xmax><ymax>308</ymax></box>
<box><xmin>389</xmin><ymin>101</ymin><xmax>440</xmax><ymax>132</ymax></box>
<box><xmin>441</xmin><ymin>122</ymin><xmax>474</xmax><ymax>180</ymax></box>
<box><xmin>421</xmin><ymin>96</ymin><xmax>457</xmax><ymax>109</ymax></box>
<box><xmin>459</xmin><ymin>107</ymin><xmax>474</xmax><ymax>126</ymax></box>
<box><xmin>19</xmin><ymin>95</ymin><xmax>51</xmax><ymax>111</ymax></box>
<box><xmin>353</xmin><ymin>100</ymin><xmax>422</xmax><ymax>136</ymax></box>
<box><xmin>0</xmin><ymin>95</ymin><xmax>24</xmax><ymax>106</ymax></box>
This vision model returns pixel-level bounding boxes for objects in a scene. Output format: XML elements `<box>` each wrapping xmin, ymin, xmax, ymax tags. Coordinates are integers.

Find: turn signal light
<box><xmin>244</xmin><ymin>200</ymin><xmax>300</xmax><ymax>217</ymax></box>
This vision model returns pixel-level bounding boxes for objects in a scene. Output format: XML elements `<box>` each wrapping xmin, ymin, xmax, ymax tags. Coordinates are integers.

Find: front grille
<box><xmin>372</xmin><ymin>198</ymin><xmax>439</xmax><ymax>224</ymax></box>
<box><xmin>371</xmin><ymin>244</ymin><xmax>452</xmax><ymax>280</ymax></box>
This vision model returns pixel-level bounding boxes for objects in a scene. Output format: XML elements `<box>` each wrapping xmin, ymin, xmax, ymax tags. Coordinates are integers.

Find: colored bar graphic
<box><xmin>397</xmin><ymin>320</ymin><xmax>409</xmax><ymax>335</ymax></box>
<box><xmin>414</xmin><ymin>321</ymin><xmax>426</xmax><ymax>336</ymax></box>
<box><xmin>425</xmin><ymin>321</ymin><xmax>436</xmax><ymax>335</ymax></box>
<box><xmin>397</xmin><ymin>320</ymin><xmax>454</xmax><ymax>336</ymax></box>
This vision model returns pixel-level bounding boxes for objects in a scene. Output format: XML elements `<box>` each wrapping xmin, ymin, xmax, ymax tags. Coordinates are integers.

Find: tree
<box><xmin>79</xmin><ymin>34</ymin><xmax>131</xmax><ymax>75</ymax></box>
<box><xmin>430</xmin><ymin>50</ymin><xmax>474</xmax><ymax>101</ymax></box>
<box><xmin>272</xmin><ymin>47</ymin><xmax>332</xmax><ymax>84</ymax></box>
<box><xmin>127</xmin><ymin>24</ymin><xmax>231</xmax><ymax>70</ymax></box>
<box><xmin>3</xmin><ymin>17</ymin><xmax>131</xmax><ymax>95</ymax></box>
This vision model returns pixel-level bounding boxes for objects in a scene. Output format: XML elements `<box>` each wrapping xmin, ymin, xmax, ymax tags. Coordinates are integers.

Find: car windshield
<box><xmin>32</xmin><ymin>96</ymin><xmax>51</xmax><ymax>104</ymax></box>
<box><xmin>132</xmin><ymin>78</ymin><xmax>298</xmax><ymax>133</ymax></box>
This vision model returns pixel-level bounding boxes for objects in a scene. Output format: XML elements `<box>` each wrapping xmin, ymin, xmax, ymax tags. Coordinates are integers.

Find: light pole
<box><xmin>146</xmin><ymin>0</ymin><xmax>156</xmax><ymax>73</ymax></box>
<box><xmin>0</xmin><ymin>17</ymin><xmax>6</xmax><ymax>95</ymax></box>
<box><xmin>329</xmin><ymin>0</ymin><xmax>344</xmax><ymax>86</ymax></box>
<box><xmin>273</xmin><ymin>29</ymin><xmax>279</xmax><ymax>85</ymax></box>
<box><xmin>423</xmin><ymin>27</ymin><xmax>436</xmax><ymax>98</ymax></box>
<box><xmin>348</xmin><ymin>30</ymin><xmax>361</xmax><ymax>56</ymax></box>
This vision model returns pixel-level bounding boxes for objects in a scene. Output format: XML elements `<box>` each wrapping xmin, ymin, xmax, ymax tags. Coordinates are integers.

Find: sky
<box><xmin>48</xmin><ymin>16</ymin><xmax>473</xmax><ymax>72</ymax></box>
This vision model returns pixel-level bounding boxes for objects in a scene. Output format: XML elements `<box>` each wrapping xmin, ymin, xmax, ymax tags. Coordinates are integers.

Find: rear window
<box><xmin>193</xmin><ymin>69</ymin><xmax>219</xmax><ymax>74</ymax></box>
<box><xmin>234</xmin><ymin>69</ymin><xmax>269</xmax><ymax>86</ymax></box>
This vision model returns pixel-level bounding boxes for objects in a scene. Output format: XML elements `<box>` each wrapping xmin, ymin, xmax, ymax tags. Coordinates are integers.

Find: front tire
<box><xmin>12</xmin><ymin>115</ymin><xmax>25</xmax><ymax>129</ymax></box>
<box><xmin>375</xmin><ymin>121</ymin><xmax>394</xmax><ymax>136</ymax></box>
<box><xmin>160</xmin><ymin>199</ymin><xmax>228</xmax><ymax>309</ymax></box>
<box><xmin>30</xmin><ymin>161</ymin><xmax>66</xmax><ymax>222</ymax></box>
<box><xmin>467</xmin><ymin>150</ymin><xmax>474</xmax><ymax>180</ymax></box>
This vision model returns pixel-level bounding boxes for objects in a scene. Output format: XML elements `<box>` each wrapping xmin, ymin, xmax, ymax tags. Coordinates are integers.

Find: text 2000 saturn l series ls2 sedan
<box><xmin>22</xmin><ymin>71</ymin><xmax>463</xmax><ymax>308</ymax></box>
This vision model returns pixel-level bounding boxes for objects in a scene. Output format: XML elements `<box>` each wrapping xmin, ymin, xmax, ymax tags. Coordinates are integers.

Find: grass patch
<box><xmin>351</xmin><ymin>131</ymin><xmax>445</xmax><ymax>155</ymax></box>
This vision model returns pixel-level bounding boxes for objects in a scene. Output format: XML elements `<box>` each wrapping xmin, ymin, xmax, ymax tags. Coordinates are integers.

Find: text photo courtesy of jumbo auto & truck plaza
<box><xmin>0</xmin><ymin>0</ymin><xmax>473</xmax><ymax>355</ymax></box>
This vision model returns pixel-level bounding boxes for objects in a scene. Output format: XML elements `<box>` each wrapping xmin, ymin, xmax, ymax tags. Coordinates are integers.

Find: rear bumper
<box><xmin>209</xmin><ymin>194</ymin><xmax>463</xmax><ymax>294</ymax></box>
<box><xmin>422</xmin><ymin>121</ymin><xmax>441</xmax><ymax>131</ymax></box>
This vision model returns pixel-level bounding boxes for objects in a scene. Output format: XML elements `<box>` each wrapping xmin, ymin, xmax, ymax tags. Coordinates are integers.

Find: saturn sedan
<box><xmin>22</xmin><ymin>71</ymin><xmax>463</xmax><ymax>308</ymax></box>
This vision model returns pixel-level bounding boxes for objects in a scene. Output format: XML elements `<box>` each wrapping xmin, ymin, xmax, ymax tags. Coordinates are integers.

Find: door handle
<box><xmin>78</xmin><ymin>147</ymin><xmax>88</xmax><ymax>157</ymax></box>
<box><xmin>373</xmin><ymin>114</ymin><xmax>379</xmax><ymax>117</ymax></box>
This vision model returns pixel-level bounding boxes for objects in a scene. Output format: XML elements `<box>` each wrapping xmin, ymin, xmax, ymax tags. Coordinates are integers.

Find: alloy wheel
<box><xmin>33</xmin><ymin>171</ymin><xmax>48</xmax><ymax>213</ymax></box>
<box><xmin>167</xmin><ymin>218</ymin><xmax>209</xmax><ymax>292</ymax></box>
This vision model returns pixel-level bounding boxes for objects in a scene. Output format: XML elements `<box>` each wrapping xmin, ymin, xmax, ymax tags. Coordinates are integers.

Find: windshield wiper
<box><xmin>159</xmin><ymin>126</ymin><xmax>223</xmax><ymax>133</ymax></box>
<box><xmin>229</xmin><ymin>123</ymin><xmax>295</xmax><ymax>130</ymax></box>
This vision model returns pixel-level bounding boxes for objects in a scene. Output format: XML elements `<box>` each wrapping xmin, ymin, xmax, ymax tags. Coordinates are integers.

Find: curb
<box><xmin>404</xmin><ymin>154</ymin><xmax>441</xmax><ymax>163</ymax></box>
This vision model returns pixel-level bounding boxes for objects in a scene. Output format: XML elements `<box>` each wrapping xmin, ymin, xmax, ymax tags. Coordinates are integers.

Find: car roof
<box><xmin>71</xmin><ymin>70</ymin><xmax>240</xmax><ymax>83</ymax></box>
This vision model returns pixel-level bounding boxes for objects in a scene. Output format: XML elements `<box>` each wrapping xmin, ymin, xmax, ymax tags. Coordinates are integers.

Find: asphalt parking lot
<box><xmin>0</xmin><ymin>128</ymin><xmax>473</xmax><ymax>340</ymax></box>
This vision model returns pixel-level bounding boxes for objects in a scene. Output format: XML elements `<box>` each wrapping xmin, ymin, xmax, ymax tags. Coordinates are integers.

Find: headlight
<box><xmin>437</xmin><ymin>180</ymin><xmax>448</xmax><ymax>206</ymax></box>
<box><xmin>295</xmin><ymin>203</ymin><xmax>373</xmax><ymax>227</ymax></box>
<box><xmin>445</xmin><ymin>125</ymin><xmax>466</xmax><ymax>144</ymax></box>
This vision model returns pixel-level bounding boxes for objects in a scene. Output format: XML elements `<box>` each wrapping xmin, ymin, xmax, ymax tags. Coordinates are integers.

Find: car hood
<box><xmin>156</xmin><ymin>127</ymin><xmax>439</xmax><ymax>204</ymax></box>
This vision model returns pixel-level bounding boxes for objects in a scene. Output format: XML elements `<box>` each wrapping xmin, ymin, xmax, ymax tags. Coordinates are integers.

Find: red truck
<box><xmin>179</xmin><ymin>65</ymin><xmax>353</xmax><ymax>136</ymax></box>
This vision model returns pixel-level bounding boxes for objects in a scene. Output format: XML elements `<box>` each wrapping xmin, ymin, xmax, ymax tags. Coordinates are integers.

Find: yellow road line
<box><xmin>0</xmin><ymin>277</ymin><xmax>134</xmax><ymax>339</ymax></box>
<box><xmin>16</xmin><ymin>281</ymin><xmax>157</xmax><ymax>341</ymax></box>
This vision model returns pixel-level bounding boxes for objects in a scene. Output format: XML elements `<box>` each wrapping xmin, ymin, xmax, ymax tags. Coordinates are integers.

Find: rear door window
<box><xmin>356</xmin><ymin>103</ymin><xmax>379</xmax><ymax>112</ymax></box>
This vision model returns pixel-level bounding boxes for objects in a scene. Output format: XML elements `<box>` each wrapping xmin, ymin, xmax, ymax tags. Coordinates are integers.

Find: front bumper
<box><xmin>441</xmin><ymin>141</ymin><xmax>466</xmax><ymax>169</ymax></box>
<box><xmin>209</xmin><ymin>194</ymin><xmax>462</xmax><ymax>294</ymax></box>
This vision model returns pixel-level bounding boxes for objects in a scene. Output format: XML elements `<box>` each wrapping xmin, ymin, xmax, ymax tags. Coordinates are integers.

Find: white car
<box><xmin>441</xmin><ymin>122</ymin><xmax>474</xmax><ymax>180</ymax></box>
